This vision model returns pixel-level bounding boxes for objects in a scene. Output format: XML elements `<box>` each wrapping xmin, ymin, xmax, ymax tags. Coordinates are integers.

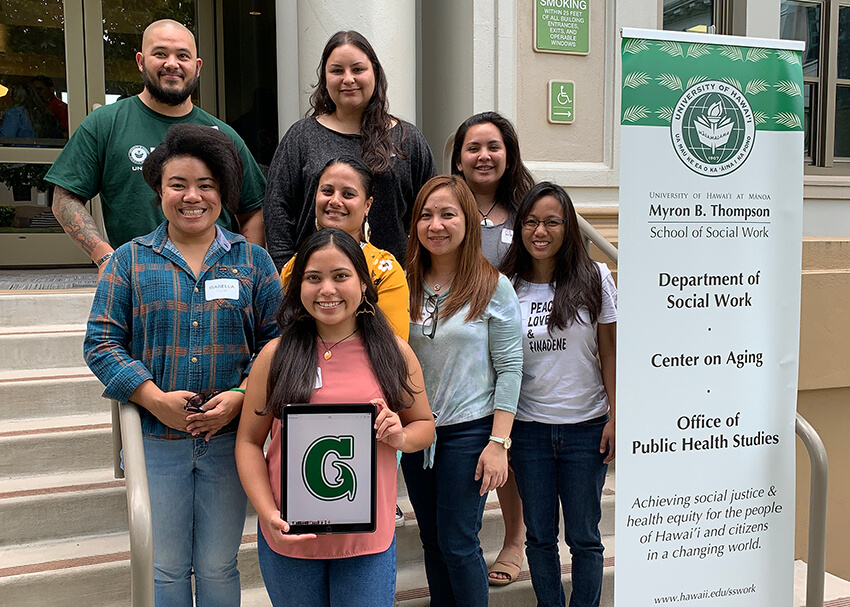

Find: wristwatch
<box><xmin>489</xmin><ymin>435</ymin><xmax>512</xmax><ymax>450</ymax></box>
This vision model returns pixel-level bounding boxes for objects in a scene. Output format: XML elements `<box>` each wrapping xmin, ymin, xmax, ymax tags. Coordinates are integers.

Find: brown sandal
<box><xmin>488</xmin><ymin>548</ymin><xmax>523</xmax><ymax>586</ymax></box>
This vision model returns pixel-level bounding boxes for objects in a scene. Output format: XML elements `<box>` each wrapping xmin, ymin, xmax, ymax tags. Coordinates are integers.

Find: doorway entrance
<box><xmin>0</xmin><ymin>0</ymin><xmax>276</xmax><ymax>267</ymax></box>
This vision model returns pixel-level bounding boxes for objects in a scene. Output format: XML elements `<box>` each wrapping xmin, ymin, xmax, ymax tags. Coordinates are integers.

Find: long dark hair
<box><xmin>450</xmin><ymin>111</ymin><xmax>534</xmax><ymax>213</ymax></box>
<box><xmin>309</xmin><ymin>31</ymin><xmax>405</xmax><ymax>174</ymax></box>
<box><xmin>500</xmin><ymin>182</ymin><xmax>601</xmax><ymax>332</ymax></box>
<box><xmin>263</xmin><ymin>229</ymin><xmax>415</xmax><ymax>417</ymax></box>
<box><xmin>406</xmin><ymin>175</ymin><xmax>498</xmax><ymax>323</ymax></box>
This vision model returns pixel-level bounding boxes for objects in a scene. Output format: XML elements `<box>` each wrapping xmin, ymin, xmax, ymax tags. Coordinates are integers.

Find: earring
<box><xmin>315</xmin><ymin>216</ymin><xmax>320</xmax><ymax>231</ymax></box>
<box><xmin>362</xmin><ymin>218</ymin><xmax>371</xmax><ymax>243</ymax></box>
<box><xmin>355</xmin><ymin>295</ymin><xmax>376</xmax><ymax>316</ymax></box>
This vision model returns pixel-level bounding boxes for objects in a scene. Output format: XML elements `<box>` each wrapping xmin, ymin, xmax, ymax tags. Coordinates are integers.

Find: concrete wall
<box><xmin>795</xmin><ymin>239</ymin><xmax>850</xmax><ymax>579</ymax></box>
<box><xmin>420</xmin><ymin>0</ymin><xmax>474</xmax><ymax>173</ymax></box>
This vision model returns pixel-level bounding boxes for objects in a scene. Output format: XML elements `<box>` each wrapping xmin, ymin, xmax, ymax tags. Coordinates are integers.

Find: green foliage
<box><xmin>0</xmin><ymin>206</ymin><xmax>16</xmax><ymax>228</ymax></box>
<box><xmin>0</xmin><ymin>164</ymin><xmax>51</xmax><ymax>192</ymax></box>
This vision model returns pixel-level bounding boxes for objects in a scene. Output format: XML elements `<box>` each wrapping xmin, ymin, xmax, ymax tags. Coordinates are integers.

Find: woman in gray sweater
<box><xmin>263</xmin><ymin>30</ymin><xmax>436</xmax><ymax>269</ymax></box>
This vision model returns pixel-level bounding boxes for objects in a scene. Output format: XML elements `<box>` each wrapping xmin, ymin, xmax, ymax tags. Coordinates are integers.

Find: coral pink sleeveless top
<box><xmin>261</xmin><ymin>337</ymin><xmax>397</xmax><ymax>558</ymax></box>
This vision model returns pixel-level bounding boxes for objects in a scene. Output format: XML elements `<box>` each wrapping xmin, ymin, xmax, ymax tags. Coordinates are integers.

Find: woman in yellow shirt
<box><xmin>280</xmin><ymin>156</ymin><xmax>409</xmax><ymax>340</ymax></box>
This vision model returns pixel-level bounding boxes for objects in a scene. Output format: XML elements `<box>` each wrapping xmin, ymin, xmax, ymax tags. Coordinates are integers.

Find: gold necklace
<box><xmin>318</xmin><ymin>328</ymin><xmax>359</xmax><ymax>360</ymax></box>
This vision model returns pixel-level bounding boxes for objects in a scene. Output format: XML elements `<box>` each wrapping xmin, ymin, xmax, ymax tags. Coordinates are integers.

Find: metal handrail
<box><xmin>577</xmin><ymin>213</ymin><xmax>619</xmax><ymax>263</ymax></box>
<box><xmin>576</xmin><ymin>216</ymin><xmax>829</xmax><ymax>607</ymax></box>
<box><xmin>796</xmin><ymin>412</ymin><xmax>829</xmax><ymax>607</ymax></box>
<box><xmin>111</xmin><ymin>400</ymin><xmax>154</xmax><ymax>607</ymax></box>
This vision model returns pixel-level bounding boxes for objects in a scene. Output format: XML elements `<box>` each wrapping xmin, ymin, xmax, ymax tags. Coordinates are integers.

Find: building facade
<box><xmin>1</xmin><ymin>0</ymin><xmax>848</xmax><ymax>583</ymax></box>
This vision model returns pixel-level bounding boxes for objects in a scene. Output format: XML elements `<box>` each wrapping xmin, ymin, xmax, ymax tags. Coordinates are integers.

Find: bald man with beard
<box><xmin>47</xmin><ymin>19</ymin><xmax>266</xmax><ymax>274</ymax></box>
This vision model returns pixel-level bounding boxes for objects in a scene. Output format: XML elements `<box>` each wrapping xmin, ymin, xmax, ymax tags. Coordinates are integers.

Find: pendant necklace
<box><xmin>478</xmin><ymin>201</ymin><xmax>498</xmax><ymax>227</ymax></box>
<box><xmin>431</xmin><ymin>273</ymin><xmax>455</xmax><ymax>293</ymax></box>
<box><xmin>319</xmin><ymin>328</ymin><xmax>359</xmax><ymax>360</ymax></box>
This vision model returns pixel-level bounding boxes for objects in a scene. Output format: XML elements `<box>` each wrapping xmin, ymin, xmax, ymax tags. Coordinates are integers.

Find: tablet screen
<box><xmin>281</xmin><ymin>404</ymin><xmax>377</xmax><ymax>534</ymax></box>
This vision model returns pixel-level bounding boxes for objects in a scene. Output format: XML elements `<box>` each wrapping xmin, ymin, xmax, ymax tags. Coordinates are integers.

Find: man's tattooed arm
<box><xmin>52</xmin><ymin>185</ymin><xmax>113</xmax><ymax>264</ymax></box>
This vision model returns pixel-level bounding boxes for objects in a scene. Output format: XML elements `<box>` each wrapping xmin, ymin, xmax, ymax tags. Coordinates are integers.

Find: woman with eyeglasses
<box><xmin>451</xmin><ymin>111</ymin><xmax>535</xmax><ymax>586</ymax></box>
<box><xmin>83</xmin><ymin>123</ymin><xmax>282</xmax><ymax>606</ymax></box>
<box><xmin>401</xmin><ymin>174</ymin><xmax>523</xmax><ymax>607</ymax></box>
<box><xmin>235</xmin><ymin>228</ymin><xmax>434</xmax><ymax>607</ymax></box>
<box><xmin>500</xmin><ymin>182</ymin><xmax>616</xmax><ymax>607</ymax></box>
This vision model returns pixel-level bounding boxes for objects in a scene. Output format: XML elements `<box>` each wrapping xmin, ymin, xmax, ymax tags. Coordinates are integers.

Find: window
<box><xmin>781</xmin><ymin>0</ymin><xmax>850</xmax><ymax>172</ymax></box>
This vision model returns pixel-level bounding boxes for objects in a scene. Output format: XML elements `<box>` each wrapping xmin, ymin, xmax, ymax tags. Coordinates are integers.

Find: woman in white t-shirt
<box><xmin>500</xmin><ymin>182</ymin><xmax>616</xmax><ymax>607</ymax></box>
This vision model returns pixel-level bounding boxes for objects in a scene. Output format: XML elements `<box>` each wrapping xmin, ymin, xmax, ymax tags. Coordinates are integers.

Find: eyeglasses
<box><xmin>521</xmin><ymin>218</ymin><xmax>566</xmax><ymax>230</ymax></box>
<box><xmin>184</xmin><ymin>390</ymin><xmax>221</xmax><ymax>413</ymax></box>
<box><xmin>422</xmin><ymin>294</ymin><xmax>439</xmax><ymax>340</ymax></box>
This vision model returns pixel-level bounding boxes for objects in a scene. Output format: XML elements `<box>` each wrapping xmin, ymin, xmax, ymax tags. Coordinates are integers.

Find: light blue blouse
<box><xmin>409</xmin><ymin>273</ymin><xmax>523</xmax><ymax>429</ymax></box>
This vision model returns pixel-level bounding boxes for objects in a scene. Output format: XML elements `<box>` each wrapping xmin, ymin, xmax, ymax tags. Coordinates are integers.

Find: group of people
<box><xmin>65</xmin><ymin>18</ymin><xmax>616</xmax><ymax>607</ymax></box>
<box><xmin>0</xmin><ymin>76</ymin><xmax>67</xmax><ymax>140</ymax></box>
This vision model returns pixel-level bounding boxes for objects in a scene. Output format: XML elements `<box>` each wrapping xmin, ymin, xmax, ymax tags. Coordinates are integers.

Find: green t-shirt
<box><xmin>46</xmin><ymin>96</ymin><xmax>266</xmax><ymax>248</ymax></box>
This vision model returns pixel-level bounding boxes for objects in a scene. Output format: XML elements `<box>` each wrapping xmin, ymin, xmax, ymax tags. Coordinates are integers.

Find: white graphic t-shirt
<box><xmin>516</xmin><ymin>261</ymin><xmax>618</xmax><ymax>424</ymax></box>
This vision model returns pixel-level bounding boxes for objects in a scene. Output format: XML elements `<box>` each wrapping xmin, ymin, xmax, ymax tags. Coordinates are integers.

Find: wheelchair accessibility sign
<box><xmin>549</xmin><ymin>80</ymin><xmax>575</xmax><ymax>124</ymax></box>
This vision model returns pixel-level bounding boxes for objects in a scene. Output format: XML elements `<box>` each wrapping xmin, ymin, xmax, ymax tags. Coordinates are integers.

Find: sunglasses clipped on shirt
<box><xmin>422</xmin><ymin>294</ymin><xmax>439</xmax><ymax>340</ymax></box>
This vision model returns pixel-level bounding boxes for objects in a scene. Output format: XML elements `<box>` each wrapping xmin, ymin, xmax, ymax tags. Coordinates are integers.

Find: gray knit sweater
<box><xmin>263</xmin><ymin>117</ymin><xmax>436</xmax><ymax>269</ymax></box>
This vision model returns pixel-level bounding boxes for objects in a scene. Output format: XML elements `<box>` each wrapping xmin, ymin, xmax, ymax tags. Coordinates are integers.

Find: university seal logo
<box><xmin>301</xmin><ymin>435</ymin><xmax>357</xmax><ymax>502</ymax></box>
<box><xmin>128</xmin><ymin>145</ymin><xmax>150</xmax><ymax>165</ymax></box>
<box><xmin>670</xmin><ymin>80</ymin><xmax>755</xmax><ymax>177</ymax></box>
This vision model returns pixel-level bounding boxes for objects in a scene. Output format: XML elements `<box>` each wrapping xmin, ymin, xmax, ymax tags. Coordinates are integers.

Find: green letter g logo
<box><xmin>302</xmin><ymin>435</ymin><xmax>357</xmax><ymax>502</ymax></box>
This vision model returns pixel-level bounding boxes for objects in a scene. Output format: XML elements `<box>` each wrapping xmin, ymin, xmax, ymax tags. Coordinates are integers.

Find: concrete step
<box><xmin>0</xmin><ymin>414</ymin><xmax>112</xmax><ymax>477</ymax></box>
<box><xmin>0</xmin><ymin>326</ymin><xmax>87</xmax><ymax>372</ymax></box>
<box><xmin>395</xmin><ymin>538</ymin><xmax>616</xmax><ymax>607</ymax></box>
<box><xmin>0</xmin><ymin>531</ymin><xmax>265</xmax><ymax>607</ymax></box>
<box><xmin>0</xmin><ymin>291</ymin><xmax>93</xmax><ymax>329</ymax></box>
<box><xmin>0</xmin><ymin>367</ymin><xmax>104</xmax><ymax>422</ymax></box>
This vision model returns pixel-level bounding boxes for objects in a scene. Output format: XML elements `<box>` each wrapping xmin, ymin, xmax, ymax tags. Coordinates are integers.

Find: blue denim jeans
<box><xmin>400</xmin><ymin>415</ymin><xmax>492</xmax><ymax>607</ymax></box>
<box><xmin>256</xmin><ymin>526</ymin><xmax>397</xmax><ymax>607</ymax></box>
<box><xmin>510</xmin><ymin>417</ymin><xmax>609</xmax><ymax>607</ymax></box>
<box><xmin>143</xmin><ymin>432</ymin><xmax>248</xmax><ymax>607</ymax></box>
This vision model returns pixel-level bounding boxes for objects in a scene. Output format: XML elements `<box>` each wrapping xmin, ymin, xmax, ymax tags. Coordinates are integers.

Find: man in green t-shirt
<box><xmin>47</xmin><ymin>19</ymin><xmax>266</xmax><ymax>273</ymax></box>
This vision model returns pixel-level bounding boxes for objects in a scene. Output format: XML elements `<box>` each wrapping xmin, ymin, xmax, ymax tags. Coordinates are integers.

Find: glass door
<box><xmin>0</xmin><ymin>0</ymin><xmax>212</xmax><ymax>266</ymax></box>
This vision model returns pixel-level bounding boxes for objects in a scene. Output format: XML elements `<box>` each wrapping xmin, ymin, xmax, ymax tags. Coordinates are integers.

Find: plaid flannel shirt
<box><xmin>84</xmin><ymin>222</ymin><xmax>282</xmax><ymax>439</ymax></box>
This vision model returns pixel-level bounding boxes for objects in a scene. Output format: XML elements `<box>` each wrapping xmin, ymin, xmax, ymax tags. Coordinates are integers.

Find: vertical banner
<box><xmin>615</xmin><ymin>29</ymin><xmax>805</xmax><ymax>606</ymax></box>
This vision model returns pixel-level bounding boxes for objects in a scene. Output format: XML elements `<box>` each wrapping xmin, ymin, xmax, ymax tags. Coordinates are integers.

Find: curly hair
<box><xmin>308</xmin><ymin>30</ymin><xmax>405</xmax><ymax>174</ymax></box>
<box><xmin>142</xmin><ymin>123</ymin><xmax>243</xmax><ymax>213</ymax></box>
<box><xmin>450</xmin><ymin>111</ymin><xmax>534</xmax><ymax>212</ymax></box>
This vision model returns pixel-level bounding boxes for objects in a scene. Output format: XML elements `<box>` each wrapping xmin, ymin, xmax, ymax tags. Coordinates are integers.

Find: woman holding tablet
<box><xmin>235</xmin><ymin>228</ymin><xmax>434</xmax><ymax>607</ymax></box>
<box><xmin>280</xmin><ymin>156</ymin><xmax>410</xmax><ymax>340</ymax></box>
<box><xmin>401</xmin><ymin>175</ymin><xmax>523</xmax><ymax>607</ymax></box>
<box><xmin>500</xmin><ymin>182</ymin><xmax>616</xmax><ymax>607</ymax></box>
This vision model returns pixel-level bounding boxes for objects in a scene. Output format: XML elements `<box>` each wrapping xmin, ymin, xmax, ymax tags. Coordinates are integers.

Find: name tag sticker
<box><xmin>205</xmin><ymin>279</ymin><xmax>239</xmax><ymax>301</ymax></box>
<box><xmin>314</xmin><ymin>367</ymin><xmax>323</xmax><ymax>389</ymax></box>
<box><xmin>501</xmin><ymin>228</ymin><xmax>514</xmax><ymax>244</ymax></box>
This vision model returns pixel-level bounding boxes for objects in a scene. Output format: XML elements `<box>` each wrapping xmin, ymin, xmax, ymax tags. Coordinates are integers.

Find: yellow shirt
<box><xmin>280</xmin><ymin>241</ymin><xmax>410</xmax><ymax>341</ymax></box>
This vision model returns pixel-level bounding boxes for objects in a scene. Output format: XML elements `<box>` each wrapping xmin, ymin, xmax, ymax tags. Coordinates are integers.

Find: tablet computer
<box><xmin>280</xmin><ymin>403</ymin><xmax>377</xmax><ymax>535</ymax></box>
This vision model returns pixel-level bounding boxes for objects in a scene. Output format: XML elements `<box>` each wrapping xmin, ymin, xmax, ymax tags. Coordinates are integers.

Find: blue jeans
<box><xmin>143</xmin><ymin>432</ymin><xmax>247</xmax><ymax>607</ymax></box>
<box><xmin>400</xmin><ymin>416</ymin><xmax>492</xmax><ymax>607</ymax></box>
<box><xmin>510</xmin><ymin>417</ymin><xmax>609</xmax><ymax>607</ymax></box>
<box><xmin>256</xmin><ymin>525</ymin><xmax>397</xmax><ymax>606</ymax></box>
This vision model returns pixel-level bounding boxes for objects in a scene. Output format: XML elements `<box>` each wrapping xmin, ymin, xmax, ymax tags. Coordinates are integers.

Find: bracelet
<box><xmin>229</xmin><ymin>388</ymin><xmax>246</xmax><ymax>394</ymax></box>
<box><xmin>95</xmin><ymin>251</ymin><xmax>113</xmax><ymax>268</ymax></box>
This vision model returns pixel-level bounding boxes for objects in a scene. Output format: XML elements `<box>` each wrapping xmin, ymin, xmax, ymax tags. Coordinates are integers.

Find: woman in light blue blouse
<box><xmin>401</xmin><ymin>174</ymin><xmax>523</xmax><ymax>607</ymax></box>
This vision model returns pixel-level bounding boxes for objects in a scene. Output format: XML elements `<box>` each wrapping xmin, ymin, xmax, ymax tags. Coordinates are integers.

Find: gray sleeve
<box><xmin>263</xmin><ymin>120</ymin><xmax>307</xmax><ymax>271</ymax></box>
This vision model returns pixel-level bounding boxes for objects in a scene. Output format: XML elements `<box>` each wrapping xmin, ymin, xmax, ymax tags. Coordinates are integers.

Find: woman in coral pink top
<box><xmin>236</xmin><ymin>228</ymin><xmax>434</xmax><ymax>607</ymax></box>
